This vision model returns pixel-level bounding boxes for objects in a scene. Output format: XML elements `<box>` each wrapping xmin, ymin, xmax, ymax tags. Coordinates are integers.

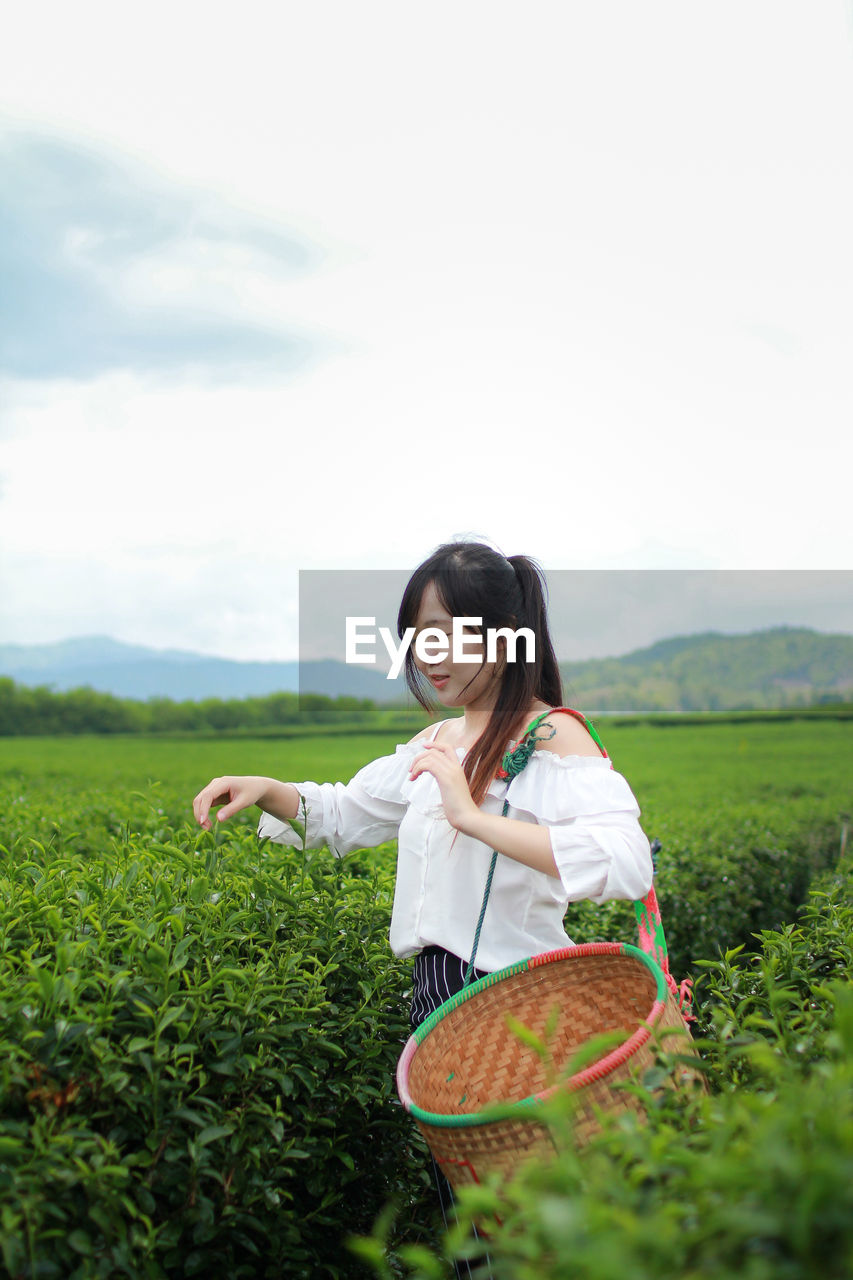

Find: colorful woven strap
<box><xmin>495</xmin><ymin>706</ymin><xmax>608</xmax><ymax>779</ymax></box>
<box><xmin>633</xmin><ymin>884</ymin><xmax>695</xmax><ymax>1018</ymax></box>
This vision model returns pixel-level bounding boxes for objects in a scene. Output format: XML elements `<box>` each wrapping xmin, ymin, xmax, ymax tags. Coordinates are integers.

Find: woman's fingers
<box><xmin>192</xmin><ymin>782</ymin><xmax>211</xmax><ymax>827</ymax></box>
<box><xmin>409</xmin><ymin>742</ymin><xmax>453</xmax><ymax>779</ymax></box>
<box><xmin>408</xmin><ymin>744</ymin><xmax>476</xmax><ymax>830</ymax></box>
<box><xmin>193</xmin><ymin>776</ymin><xmax>270</xmax><ymax>828</ymax></box>
<box><xmin>214</xmin><ymin>795</ymin><xmax>244</xmax><ymax>823</ymax></box>
<box><xmin>193</xmin><ymin>778</ymin><xmax>231</xmax><ymax>829</ymax></box>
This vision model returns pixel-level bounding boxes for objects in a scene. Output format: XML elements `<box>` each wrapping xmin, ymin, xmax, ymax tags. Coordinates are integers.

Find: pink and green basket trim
<box><xmin>397</xmin><ymin>941</ymin><xmax>668</xmax><ymax>1129</ymax></box>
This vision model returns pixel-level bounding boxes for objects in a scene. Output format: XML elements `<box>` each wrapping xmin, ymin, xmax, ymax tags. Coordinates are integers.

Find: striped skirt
<box><xmin>410</xmin><ymin>945</ymin><xmax>494</xmax><ymax>1279</ymax></box>
<box><xmin>410</xmin><ymin>944</ymin><xmax>488</xmax><ymax>1031</ymax></box>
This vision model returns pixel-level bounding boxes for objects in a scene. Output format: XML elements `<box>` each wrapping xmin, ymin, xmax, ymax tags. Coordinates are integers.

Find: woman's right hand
<box><xmin>193</xmin><ymin>775</ymin><xmax>277</xmax><ymax>830</ymax></box>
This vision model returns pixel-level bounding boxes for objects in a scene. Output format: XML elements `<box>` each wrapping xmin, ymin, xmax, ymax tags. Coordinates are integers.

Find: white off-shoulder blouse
<box><xmin>257</xmin><ymin>721</ymin><xmax>653</xmax><ymax>973</ymax></box>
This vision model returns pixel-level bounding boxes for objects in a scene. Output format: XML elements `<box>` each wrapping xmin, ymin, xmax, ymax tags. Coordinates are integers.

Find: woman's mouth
<box><xmin>429</xmin><ymin>674</ymin><xmax>450</xmax><ymax>689</ymax></box>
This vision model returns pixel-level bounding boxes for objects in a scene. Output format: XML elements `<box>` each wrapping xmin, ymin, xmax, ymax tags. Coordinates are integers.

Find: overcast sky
<box><xmin>1</xmin><ymin>1</ymin><xmax>852</xmax><ymax>662</ymax></box>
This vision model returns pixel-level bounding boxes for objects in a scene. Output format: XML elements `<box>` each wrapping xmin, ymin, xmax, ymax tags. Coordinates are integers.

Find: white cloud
<box><xmin>0</xmin><ymin>1</ymin><xmax>852</xmax><ymax>657</ymax></box>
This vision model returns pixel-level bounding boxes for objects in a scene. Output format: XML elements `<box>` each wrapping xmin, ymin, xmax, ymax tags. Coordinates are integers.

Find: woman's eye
<box><xmin>415</xmin><ymin>629</ymin><xmax>451</xmax><ymax>642</ymax></box>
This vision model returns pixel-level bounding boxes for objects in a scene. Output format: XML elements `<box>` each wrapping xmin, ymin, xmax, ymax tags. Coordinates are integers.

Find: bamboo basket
<box><xmin>396</xmin><ymin>941</ymin><xmax>699</xmax><ymax>1193</ymax></box>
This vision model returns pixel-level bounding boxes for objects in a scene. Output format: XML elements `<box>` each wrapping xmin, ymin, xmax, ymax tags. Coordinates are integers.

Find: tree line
<box><xmin>2</xmin><ymin>674</ymin><xmax>850</xmax><ymax>737</ymax></box>
<box><xmin>0</xmin><ymin>678</ymin><xmax>421</xmax><ymax>736</ymax></box>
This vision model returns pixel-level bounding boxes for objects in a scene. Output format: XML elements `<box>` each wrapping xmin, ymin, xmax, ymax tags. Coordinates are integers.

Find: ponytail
<box><xmin>507</xmin><ymin>555</ymin><xmax>563</xmax><ymax>709</ymax></box>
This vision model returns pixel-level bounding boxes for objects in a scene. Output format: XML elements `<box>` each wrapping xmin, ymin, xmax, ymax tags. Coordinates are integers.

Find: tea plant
<box><xmin>0</xmin><ymin>718</ymin><xmax>850</xmax><ymax>1275</ymax></box>
<box><xmin>0</xmin><ymin>808</ymin><xmax>431</xmax><ymax>1278</ymax></box>
<box><xmin>356</xmin><ymin>869</ymin><xmax>853</xmax><ymax>1280</ymax></box>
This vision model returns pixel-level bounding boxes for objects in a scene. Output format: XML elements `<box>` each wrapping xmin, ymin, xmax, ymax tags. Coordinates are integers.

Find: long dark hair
<box><xmin>397</xmin><ymin>540</ymin><xmax>563</xmax><ymax>806</ymax></box>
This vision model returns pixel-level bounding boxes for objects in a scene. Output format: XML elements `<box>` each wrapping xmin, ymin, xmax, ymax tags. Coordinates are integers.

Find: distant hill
<box><xmin>2</xmin><ymin>626</ymin><xmax>852</xmax><ymax>712</ymax></box>
<box><xmin>0</xmin><ymin>637</ymin><xmax>401</xmax><ymax>703</ymax></box>
<box><xmin>560</xmin><ymin>626</ymin><xmax>853</xmax><ymax>712</ymax></box>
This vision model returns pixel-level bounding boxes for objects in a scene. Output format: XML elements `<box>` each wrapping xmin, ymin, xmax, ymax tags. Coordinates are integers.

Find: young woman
<box><xmin>193</xmin><ymin>539</ymin><xmax>653</xmax><ymax>1024</ymax></box>
<box><xmin>192</xmin><ymin>539</ymin><xmax>654</xmax><ymax>1273</ymax></box>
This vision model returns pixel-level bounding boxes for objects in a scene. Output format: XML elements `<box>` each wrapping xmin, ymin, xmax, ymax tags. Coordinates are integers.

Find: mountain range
<box><xmin>560</xmin><ymin>627</ymin><xmax>853</xmax><ymax>712</ymax></box>
<box><xmin>2</xmin><ymin>628</ymin><xmax>852</xmax><ymax>712</ymax></box>
<box><xmin>0</xmin><ymin>637</ymin><xmax>392</xmax><ymax>702</ymax></box>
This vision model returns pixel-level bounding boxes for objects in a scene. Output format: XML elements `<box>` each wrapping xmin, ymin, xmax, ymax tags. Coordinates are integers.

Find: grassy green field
<box><xmin>3</xmin><ymin>715</ymin><xmax>849</xmax><ymax>837</ymax></box>
<box><xmin>5</xmin><ymin>718</ymin><xmax>849</xmax><ymax>978</ymax></box>
<box><xmin>1</xmin><ymin>718</ymin><xmax>850</xmax><ymax>1277</ymax></box>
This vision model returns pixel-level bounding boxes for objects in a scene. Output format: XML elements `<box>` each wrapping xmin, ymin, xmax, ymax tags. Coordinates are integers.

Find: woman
<box><xmin>194</xmin><ymin>541</ymin><xmax>652</xmax><ymax>996</ymax></box>
<box><xmin>193</xmin><ymin>539</ymin><xmax>653</xmax><ymax>1273</ymax></box>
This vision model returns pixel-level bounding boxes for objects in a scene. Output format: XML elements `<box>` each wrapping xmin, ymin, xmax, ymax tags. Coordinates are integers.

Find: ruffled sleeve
<box><xmin>257</xmin><ymin>741</ymin><xmax>420</xmax><ymax>857</ymax></box>
<box><xmin>504</xmin><ymin>752</ymin><xmax>653</xmax><ymax>904</ymax></box>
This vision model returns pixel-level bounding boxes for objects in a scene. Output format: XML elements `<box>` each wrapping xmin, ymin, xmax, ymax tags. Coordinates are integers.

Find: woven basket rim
<box><xmin>397</xmin><ymin>942</ymin><xmax>667</xmax><ymax>1129</ymax></box>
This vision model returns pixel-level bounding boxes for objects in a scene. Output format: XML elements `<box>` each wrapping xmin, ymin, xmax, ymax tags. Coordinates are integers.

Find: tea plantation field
<box><xmin>0</xmin><ymin>720</ymin><xmax>851</xmax><ymax>1278</ymax></box>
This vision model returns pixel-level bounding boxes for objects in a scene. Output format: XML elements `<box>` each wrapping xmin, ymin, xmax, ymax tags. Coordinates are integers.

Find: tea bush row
<box><xmin>0</xmin><ymin>812</ymin><xmax>431</xmax><ymax>1279</ymax></box>
<box><xmin>356</xmin><ymin>864</ymin><xmax>853</xmax><ymax>1279</ymax></box>
<box><xmin>0</xmin><ymin>722</ymin><xmax>850</xmax><ymax>1276</ymax></box>
<box><xmin>565</xmin><ymin>717</ymin><xmax>850</xmax><ymax>983</ymax></box>
<box><xmin>564</xmin><ymin>800</ymin><xmax>841</xmax><ymax>983</ymax></box>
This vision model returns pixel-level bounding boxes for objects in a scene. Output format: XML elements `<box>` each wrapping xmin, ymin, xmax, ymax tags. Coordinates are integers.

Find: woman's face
<box><xmin>411</xmin><ymin>580</ymin><xmax>504</xmax><ymax>711</ymax></box>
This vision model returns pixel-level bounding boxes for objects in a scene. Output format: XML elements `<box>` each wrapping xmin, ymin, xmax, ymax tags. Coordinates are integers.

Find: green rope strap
<box><xmin>462</xmin><ymin>717</ymin><xmax>562</xmax><ymax>985</ymax></box>
<box><xmin>461</xmin><ymin>707</ymin><xmax>611</xmax><ymax>986</ymax></box>
<box><xmin>462</xmin><ymin>805</ymin><xmax>504</xmax><ymax>987</ymax></box>
<box><xmin>496</xmin><ymin>725</ymin><xmax>555</xmax><ymax>777</ymax></box>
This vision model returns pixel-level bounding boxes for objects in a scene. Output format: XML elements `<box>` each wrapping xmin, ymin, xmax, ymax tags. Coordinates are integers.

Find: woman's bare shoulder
<box><xmin>532</xmin><ymin>710</ymin><xmax>605</xmax><ymax>759</ymax></box>
<box><xmin>406</xmin><ymin>721</ymin><xmax>444</xmax><ymax>746</ymax></box>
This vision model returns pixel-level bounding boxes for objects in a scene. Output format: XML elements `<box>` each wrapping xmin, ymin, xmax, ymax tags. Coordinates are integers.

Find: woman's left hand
<box><xmin>408</xmin><ymin>742</ymin><xmax>479</xmax><ymax>832</ymax></box>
